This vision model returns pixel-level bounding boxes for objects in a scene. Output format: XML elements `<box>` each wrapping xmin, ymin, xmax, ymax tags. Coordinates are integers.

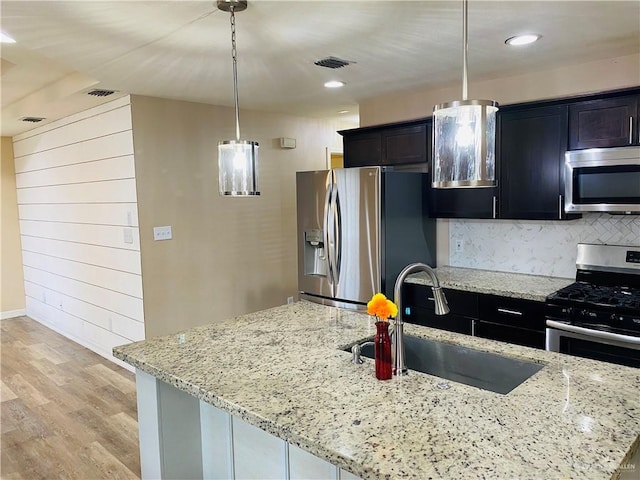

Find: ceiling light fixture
<box><xmin>0</xmin><ymin>32</ymin><xmax>16</xmax><ymax>43</ymax></box>
<box><xmin>324</xmin><ymin>81</ymin><xmax>345</xmax><ymax>88</ymax></box>
<box><xmin>432</xmin><ymin>0</ymin><xmax>498</xmax><ymax>189</ymax></box>
<box><xmin>505</xmin><ymin>34</ymin><xmax>541</xmax><ymax>46</ymax></box>
<box><xmin>217</xmin><ymin>0</ymin><xmax>259</xmax><ymax>197</ymax></box>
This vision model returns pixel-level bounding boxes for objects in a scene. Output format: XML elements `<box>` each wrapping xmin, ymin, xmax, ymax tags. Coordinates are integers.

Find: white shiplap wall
<box><xmin>13</xmin><ymin>96</ymin><xmax>143</xmax><ymax>369</ymax></box>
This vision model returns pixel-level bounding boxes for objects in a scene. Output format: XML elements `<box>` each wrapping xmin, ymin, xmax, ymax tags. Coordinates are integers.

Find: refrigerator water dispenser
<box><xmin>303</xmin><ymin>229</ymin><xmax>327</xmax><ymax>276</ymax></box>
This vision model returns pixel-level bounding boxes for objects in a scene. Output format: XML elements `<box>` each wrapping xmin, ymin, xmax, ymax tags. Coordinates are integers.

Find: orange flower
<box><xmin>367</xmin><ymin>293</ymin><xmax>398</xmax><ymax>321</ymax></box>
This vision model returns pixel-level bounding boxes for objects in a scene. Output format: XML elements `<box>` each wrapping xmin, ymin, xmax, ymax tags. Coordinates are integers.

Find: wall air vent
<box><xmin>87</xmin><ymin>89</ymin><xmax>116</xmax><ymax>97</ymax></box>
<box><xmin>20</xmin><ymin>116</ymin><xmax>46</xmax><ymax>123</ymax></box>
<box><xmin>314</xmin><ymin>56</ymin><xmax>355</xmax><ymax>69</ymax></box>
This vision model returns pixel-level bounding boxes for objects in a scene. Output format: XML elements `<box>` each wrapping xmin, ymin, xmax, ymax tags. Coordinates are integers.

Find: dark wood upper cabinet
<box><xmin>499</xmin><ymin>104</ymin><xmax>575</xmax><ymax>220</ymax></box>
<box><xmin>430</xmin><ymin>187</ymin><xmax>497</xmax><ymax>219</ymax></box>
<box><xmin>340</xmin><ymin>120</ymin><xmax>429</xmax><ymax>168</ymax></box>
<box><xmin>381</xmin><ymin>124</ymin><xmax>428</xmax><ymax>165</ymax></box>
<box><xmin>339</xmin><ymin>87</ymin><xmax>638</xmax><ymax>219</ymax></box>
<box><xmin>342</xmin><ymin>131</ymin><xmax>382</xmax><ymax>167</ymax></box>
<box><xmin>569</xmin><ymin>95</ymin><xmax>638</xmax><ymax>149</ymax></box>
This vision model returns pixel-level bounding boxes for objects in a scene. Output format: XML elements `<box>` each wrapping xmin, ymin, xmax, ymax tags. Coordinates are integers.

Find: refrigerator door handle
<box><xmin>333</xmin><ymin>186</ymin><xmax>342</xmax><ymax>286</ymax></box>
<box><xmin>323</xmin><ymin>180</ymin><xmax>335</xmax><ymax>287</ymax></box>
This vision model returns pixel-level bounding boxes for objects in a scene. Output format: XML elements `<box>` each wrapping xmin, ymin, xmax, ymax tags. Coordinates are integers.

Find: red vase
<box><xmin>374</xmin><ymin>321</ymin><xmax>392</xmax><ymax>380</ymax></box>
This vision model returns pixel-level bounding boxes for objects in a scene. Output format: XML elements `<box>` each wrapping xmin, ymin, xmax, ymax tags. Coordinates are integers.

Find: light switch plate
<box><xmin>153</xmin><ymin>226</ymin><xmax>172</xmax><ymax>241</ymax></box>
<box><xmin>123</xmin><ymin>228</ymin><xmax>134</xmax><ymax>244</ymax></box>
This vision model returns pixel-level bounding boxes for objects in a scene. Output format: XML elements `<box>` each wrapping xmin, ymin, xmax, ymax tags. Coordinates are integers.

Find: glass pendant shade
<box><xmin>218</xmin><ymin>140</ymin><xmax>259</xmax><ymax>196</ymax></box>
<box><xmin>432</xmin><ymin>99</ymin><xmax>498</xmax><ymax>188</ymax></box>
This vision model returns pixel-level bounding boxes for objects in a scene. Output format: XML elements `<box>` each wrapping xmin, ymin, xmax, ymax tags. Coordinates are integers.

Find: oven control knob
<box><xmin>610</xmin><ymin>313</ymin><xmax>621</xmax><ymax>322</ymax></box>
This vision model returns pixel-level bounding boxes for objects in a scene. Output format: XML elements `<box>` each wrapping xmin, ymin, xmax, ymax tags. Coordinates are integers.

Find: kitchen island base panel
<box><xmin>135</xmin><ymin>369</ymin><xmax>362</xmax><ymax>480</ymax></box>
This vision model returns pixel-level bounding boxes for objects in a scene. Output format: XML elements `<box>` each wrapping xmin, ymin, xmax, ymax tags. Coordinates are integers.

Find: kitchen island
<box><xmin>113</xmin><ymin>301</ymin><xmax>639</xmax><ymax>480</ymax></box>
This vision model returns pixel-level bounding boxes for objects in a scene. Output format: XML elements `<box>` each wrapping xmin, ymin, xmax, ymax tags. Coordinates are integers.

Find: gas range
<box><xmin>545</xmin><ymin>244</ymin><xmax>640</xmax><ymax>367</ymax></box>
<box><xmin>546</xmin><ymin>281</ymin><xmax>640</xmax><ymax>337</ymax></box>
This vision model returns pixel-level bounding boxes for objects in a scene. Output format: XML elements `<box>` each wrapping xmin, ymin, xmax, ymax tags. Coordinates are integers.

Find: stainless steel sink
<box><xmin>350</xmin><ymin>335</ymin><xmax>544</xmax><ymax>394</ymax></box>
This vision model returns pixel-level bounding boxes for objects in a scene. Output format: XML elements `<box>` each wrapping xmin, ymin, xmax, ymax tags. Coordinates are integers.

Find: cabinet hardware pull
<box><xmin>492</xmin><ymin>196</ymin><xmax>497</xmax><ymax>219</ymax></box>
<box><xmin>427</xmin><ymin>297</ymin><xmax>435</xmax><ymax>301</ymax></box>
<box><xmin>471</xmin><ymin>319</ymin><xmax>476</xmax><ymax>336</ymax></box>
<box><xmin>558</xmin><ymin>194</ymin><xmax>563</xmax><ymax>219</ymax></box>
<box><xmin>497</xmin><ymin>308</ymin><xmax>523</xmax><ymax>316</ymax></box>
<box><xmin>630</xmin><ymin>116</ymin><xmax>634</xmax><ymax>144</ymax></box>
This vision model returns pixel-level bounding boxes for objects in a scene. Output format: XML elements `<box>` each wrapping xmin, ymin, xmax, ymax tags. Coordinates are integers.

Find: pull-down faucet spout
<box><xmin>393</xmin><ymin>263</ymin><xmax>449</xmax><ymax>375</ymax></box>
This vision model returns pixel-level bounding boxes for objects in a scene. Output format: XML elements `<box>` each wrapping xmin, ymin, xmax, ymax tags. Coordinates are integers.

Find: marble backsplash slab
<box><xmin>449</xmin><ymin>213</ymin><xmax>640</xmax><ymax>279</ymax></box>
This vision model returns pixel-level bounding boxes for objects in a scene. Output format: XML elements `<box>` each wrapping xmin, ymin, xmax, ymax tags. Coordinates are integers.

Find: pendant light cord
<box><xmin>230</xmin><ymin>5</ymin><xmax>241</xmax><ymax>141</ymax></box>
<box><xmin>462</xmin><ymin>0</ymin><xmax>468</xmax><ymax>101</ymax></box>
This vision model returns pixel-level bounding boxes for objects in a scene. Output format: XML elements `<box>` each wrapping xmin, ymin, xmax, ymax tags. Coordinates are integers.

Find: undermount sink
<box><xmin>350</xmin><ymin>335</ymin><xmax>544</xmax><ymax>394</ymax></box>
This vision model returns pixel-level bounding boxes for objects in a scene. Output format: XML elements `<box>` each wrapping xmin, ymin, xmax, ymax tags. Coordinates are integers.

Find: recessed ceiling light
<box><xmin>505</xmin><ymin>34</ymin><xmax>541</xmax><ymax>46</ymax></box>
<box><xmin>324</xmin><ymin>81</ymin><xmax>345</xmax><ymax>88</ymax></box>
<box><xmin>1</xmin><ymin>32</ymin><xmax>16</xmax><ymax>43</ymax></box>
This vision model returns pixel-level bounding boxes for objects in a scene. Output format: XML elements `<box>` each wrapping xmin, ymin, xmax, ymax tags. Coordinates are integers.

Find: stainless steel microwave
<box><xmin>564</xmin><ymin>146</ymin><xmax>640</xmax><ymax>214</ymax></box>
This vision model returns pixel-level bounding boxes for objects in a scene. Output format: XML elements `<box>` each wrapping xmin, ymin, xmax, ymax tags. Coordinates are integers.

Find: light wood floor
<box><xmin>1</xmin><ymin>316</ymin><xmax>141</xmax><ymax>479</ymax></box>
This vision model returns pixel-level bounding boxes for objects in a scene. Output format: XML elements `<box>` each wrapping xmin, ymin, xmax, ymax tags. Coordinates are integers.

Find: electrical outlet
<box><xmin>287</xmin><ymin>296</ymin><xmax>294</xmax><ymax>305</ymax></box>
<box><xmin>455</xmin><ymin>239</ymin><xmax>464</xmax><ymax>253</ymax></box>
<box><xmin>153</xmin><ymin>226</ymin><xmax>173</xmax><ymax>241</ymax></box>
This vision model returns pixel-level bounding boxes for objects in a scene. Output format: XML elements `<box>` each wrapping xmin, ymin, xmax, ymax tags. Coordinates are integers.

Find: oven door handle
<box><xmin>546</xmin><ymin>320</ymin><xmax>640</xmax><ymax>346</ymax></box>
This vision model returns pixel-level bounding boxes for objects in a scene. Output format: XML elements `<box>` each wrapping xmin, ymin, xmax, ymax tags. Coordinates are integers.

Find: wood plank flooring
<box><xmin>1</xmin><ymin>316</ymin><xmax>140</xmax><ymax>479</ymax></box>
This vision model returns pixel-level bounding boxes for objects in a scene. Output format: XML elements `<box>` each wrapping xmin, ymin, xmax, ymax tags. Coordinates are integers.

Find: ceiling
<box><xmin>2</xmin><ymin>0</ymin><xmax>639</xmax><ymax>137</ymax></box>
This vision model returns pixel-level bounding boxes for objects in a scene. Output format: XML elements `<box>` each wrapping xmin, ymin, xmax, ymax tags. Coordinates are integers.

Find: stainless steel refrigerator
<box><xmin>296</xmin><ymin>167</ymin><xmax>436</xmax><ymax>309</ymax></box>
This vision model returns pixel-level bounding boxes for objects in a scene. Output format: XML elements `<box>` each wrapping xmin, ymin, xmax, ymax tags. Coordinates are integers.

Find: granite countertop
<box><xmin>113</xmin><ymin>301</ymin><xmax>639</xmax><ymax>480</ymax></box>
<box><xmin>406</xmin><ymin>265</ymin><xmax>575</xmax><ymax>301</ymax></box>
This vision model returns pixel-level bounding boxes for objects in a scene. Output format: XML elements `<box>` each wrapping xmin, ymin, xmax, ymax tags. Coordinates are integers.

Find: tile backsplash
<box><xmin>450</xmin><ymin>214</ymin><xmax>640</xmax><ymax>279</ymax></box>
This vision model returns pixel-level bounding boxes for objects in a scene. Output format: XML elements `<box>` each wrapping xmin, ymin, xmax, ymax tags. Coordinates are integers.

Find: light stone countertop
<box><xmin>113</xmin><ymin>301</ymin><xmax>639</xmax><ymax>480</ymax></box>
<box><xmin>406</xmin><ymin>266</ymin><xmax>575</xmax><ymax>302</ymax></box>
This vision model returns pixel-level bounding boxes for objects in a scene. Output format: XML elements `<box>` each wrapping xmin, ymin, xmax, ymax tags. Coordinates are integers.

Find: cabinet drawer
<box><xmin>403</xmin><ymin>307</ymin><xmax>473</xmax><ymax>335</ymax></box>
<box><xmin>478</xmin><ymin>295</ymin><xmax>545</xmax><ymax>332</ymax></box>
<box><xmin>403</xmin><ymin>284</ymin><xmax>478</xmax><ymax>318</ymax></box>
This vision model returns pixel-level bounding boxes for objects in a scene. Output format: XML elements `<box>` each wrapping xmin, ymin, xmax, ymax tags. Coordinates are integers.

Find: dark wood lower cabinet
<box><xmin>403</xmin><ymin>307</ymin><xmax>473</xmax><ymax>335</ymax></box>
<box><xmin>473</xmin><ymin>320</ymin><xmax>545</xmax><ymax>350</ymax></box>
<box><xmin>402</xmin><ymin>284</ymin><xmax>546</xmax><ymax>350</ymax></box>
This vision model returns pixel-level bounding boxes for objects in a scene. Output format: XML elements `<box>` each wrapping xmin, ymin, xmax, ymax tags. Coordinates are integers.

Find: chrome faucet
<box><xmin>392</xmin><ymin>263</ymin><xmax>449</xmax><ymax>375</ymax></box>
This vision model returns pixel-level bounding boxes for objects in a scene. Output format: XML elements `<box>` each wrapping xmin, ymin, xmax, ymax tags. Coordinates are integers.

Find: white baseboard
<box><xmin>1</xmin><ymin>309</ymin><xmax>26</xmax><ymax>320</ymax></box>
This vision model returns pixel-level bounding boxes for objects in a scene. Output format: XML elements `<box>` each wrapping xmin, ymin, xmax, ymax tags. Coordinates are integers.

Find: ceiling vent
<box><xmin>87</xmin><ymin>89</ymin><xmax>117</xmax><ymax>97</ymax></box>
<box><xmin>314</xmin><ymin>56</ymin><xmax>354</xmax><ymax>69</ymax></box>
<box><xmin>20</xmin><ymin>116</ymin><xmax>46</xmax><ymax>123</ymax></box>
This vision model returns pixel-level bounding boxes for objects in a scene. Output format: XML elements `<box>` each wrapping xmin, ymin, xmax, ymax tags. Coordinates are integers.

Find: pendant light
<box><xmin>432</xmin><ymin>0</ymin><xmax>498</xmax><ymax>188</ymax></box>
<box><xmin>217</xmin><ymin>0</ymin><xmax>259</xmax><ymax>196</ymax></box>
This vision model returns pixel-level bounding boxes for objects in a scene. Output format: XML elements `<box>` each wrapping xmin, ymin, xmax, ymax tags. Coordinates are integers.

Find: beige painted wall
<box><xmin>1</xmin><ymin>136</ymin><xmax>25</xmax><ymax>316</ymax></box>
<box><xmin>130</xmin><ymin>95</ymin><xmax>338</xmax><ymax>338</ymax></box>
<box><xmin>359</xmin><ymin>53</ymin><xmax>640</xmax><ymax>126</ymax></box>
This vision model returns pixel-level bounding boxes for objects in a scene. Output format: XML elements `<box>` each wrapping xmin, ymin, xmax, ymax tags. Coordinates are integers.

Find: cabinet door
<box><xmin>499</xmin><ymin>105</ymin><xmax>570</xmax><ymax>220</ymax></box>
<box><xmin>343</xmin><ymin>131</ymin><xmax>382</xmax><ymax>167</ymax></box>
<box><xmin>404</xmin><ymin>307</ymin><xmax>473</xmax><ymax>335</ymax></box>
<box><xmin>473</xmin><ymin>320</ymin><xmax>546</xmax><ymax>350</ymax></box>
<box><xmin>430</xmin><ymin>187</ymin><xmax>497</xmax><ymax>218</ymax></box>
<box><xmin>569</xmin><ymin>96</ymin><xmax>638</xmax><ymax>149</ymax></box>
<box><xmin>381</xmin><ymin>123</ymin><xmax>428</xmax><ymax>166</ymax></box>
